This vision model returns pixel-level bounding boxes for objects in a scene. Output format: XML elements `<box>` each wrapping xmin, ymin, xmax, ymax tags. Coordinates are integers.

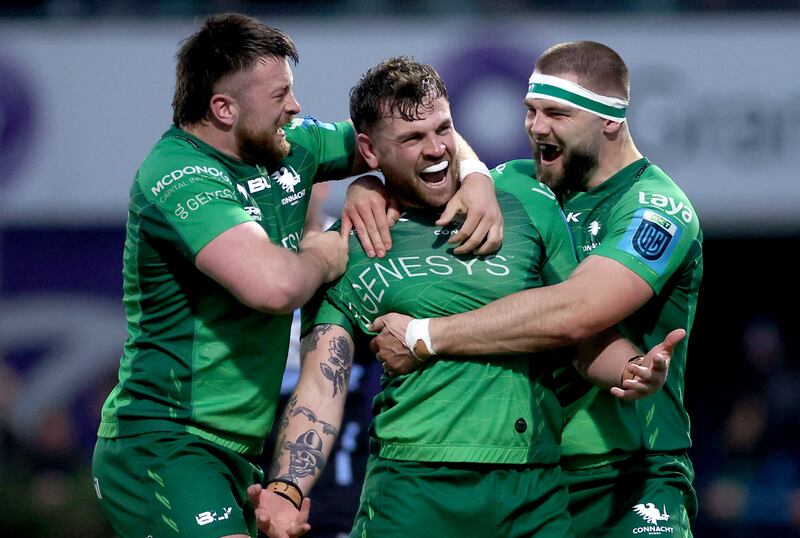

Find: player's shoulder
<box><xmin>138</xmin><ymin>129</ymin><xmax>233</xmax><ymax>189</ymax></box>
<box><xmin>135</xmin><ymin>129</ymin><xmax>234</xmax><ymax>197</ymax></box>
<box><xmin>284</xmin><ymin>116</ymin><xmax>351</xmax><ymax>142</ymax></box>
<box><xmin>628</xmin><ymin>162</ymin><xmax>698</xmax><ymax>228</ymax></box>
<box><xmin>491</xmin><ymin>159</ymin><xmax>536</xmax><ymax>181</ymax></box>
<box><xmin>492</xmin><ymin>159</ymin><xmax>559</xmax><ymax>205</ymax></box>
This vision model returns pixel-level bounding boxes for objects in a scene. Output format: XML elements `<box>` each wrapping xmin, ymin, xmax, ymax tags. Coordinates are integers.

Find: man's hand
<box><xmin>341</xmin><ymin>175</ymin><xmax>400</xmax><ymax>258</ymax></box>
<box><xmin>610</xmin><ymin>328</ymin><xmax>685</xmax><ymax>400</ymax></box>
<box><xmin>247</xmin><ymin>484</ymin><xmax>311</xmax><ymax>538</ymax></box>
<box><xmin>298</xmin><ymin>229</ymin><xmax>349</xmax><ymax>284</ymax></box>
<box><xmin>369</xmin><ymin>313</ymin><xmax>424</xmax><ymax>376</ymax></box>
<box><xmin>437</xmin><ymin>172</ymin><xmax>503</xmax><ymax>255</ymax></box>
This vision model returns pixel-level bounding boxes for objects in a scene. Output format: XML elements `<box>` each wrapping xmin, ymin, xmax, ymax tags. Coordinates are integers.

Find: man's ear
<box><xmin>209</xmin><ymin>93</ymin><xmax>237</xmax><ymax>127</ymax></box>
<box><xmin>603</xmin><ymin>119</ymin><xmax>623</xmax><ymax>135</ymax></box>
<box><xmin>356</xmin><ymin>132</ymin><xmax>380</xmax><ymax>170</ymax></box>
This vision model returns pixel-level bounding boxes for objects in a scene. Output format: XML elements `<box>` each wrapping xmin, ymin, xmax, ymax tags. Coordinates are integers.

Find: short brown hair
<box><xmin>172</xmin><ymin>13</ymin><xmax>298</xmax><ymax>126</ymax></box>
<box><xmin>536</xmin><ymin>41</ymin><xmax>629</xmax><ymax>101</ymax></box>
<box><xmin>349</xmin><ymin>56</ymin><xmax>448</xmax><ymax>134</ymax></box>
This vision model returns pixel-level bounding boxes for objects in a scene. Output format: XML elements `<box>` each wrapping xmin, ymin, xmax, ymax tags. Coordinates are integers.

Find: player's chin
<box><xmin>421</xmin><ymin>189</ymin><xmax>455</xmax><ymax>209</ymax></box>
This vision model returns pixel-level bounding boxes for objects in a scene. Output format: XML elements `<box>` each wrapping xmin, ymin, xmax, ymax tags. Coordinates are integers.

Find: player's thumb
<box><xmin>663</xmin><ymin>328</ymin><xmax>687</xmax><ymax>353</ymax></box>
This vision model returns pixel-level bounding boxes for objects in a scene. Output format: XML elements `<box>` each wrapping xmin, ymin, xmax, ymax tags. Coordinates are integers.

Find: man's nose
<box><xmin>423</xmin><ymin>135</ymin><xmax>445</xmax><ymax>157</ymax></box>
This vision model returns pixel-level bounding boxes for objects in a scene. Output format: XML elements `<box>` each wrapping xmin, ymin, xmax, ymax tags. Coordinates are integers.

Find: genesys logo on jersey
<box><xmin>631</xmin><ymin>502</ymin><xmax>674</xmax><ymax>535</ymax></box>
<box><xmin>272</xmin><ymin>166</ymin><xmax>306</xmax><ymax>206</ymax></box>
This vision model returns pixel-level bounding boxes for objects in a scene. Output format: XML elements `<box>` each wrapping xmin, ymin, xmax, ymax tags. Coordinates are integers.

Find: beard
<box><xmin>235</xmin><ymin>116</ymin><xmax>291</xmax><ymax>168</ymax></box>
<box><xmin>535</xmin><ymin>141</ymin><xmax>599</xmax><ymax>196</ymax></box>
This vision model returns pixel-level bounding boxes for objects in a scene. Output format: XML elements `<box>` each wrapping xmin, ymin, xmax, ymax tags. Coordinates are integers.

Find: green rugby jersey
<box><xmin>303</xmin><ymin>160</ymin><xmax>578</xmax><ymax>465</ymax></box>
<box><xmin>558</xmin><ymin>158</ymin><xmax>703</xmax><ymax>465</ymax></box>
<box><xmin>98</xmin><ymin>118</ymin><xmax>355</xmax><ymax>455</ymax></box>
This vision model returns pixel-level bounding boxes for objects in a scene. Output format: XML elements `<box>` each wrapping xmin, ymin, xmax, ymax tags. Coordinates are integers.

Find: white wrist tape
<box><xmin>405</xmin><ymin>318</ymin><xmax>435</xmax><ymax>362</ymax></box>
<box><xmin>458</xmin><ymin>159</ymin><xmax>493</xmax><ymax>183</ymax></box>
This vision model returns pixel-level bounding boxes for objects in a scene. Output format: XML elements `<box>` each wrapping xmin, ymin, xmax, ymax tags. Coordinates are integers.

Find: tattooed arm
<box><xmin>250</xmin><ymin>323</ymin><xmax>355</xmax><ymax>536</ymax></box>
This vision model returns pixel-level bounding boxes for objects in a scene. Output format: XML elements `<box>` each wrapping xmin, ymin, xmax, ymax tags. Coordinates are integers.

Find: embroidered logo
<box><xmin>633</xmin><ymin>503</ymin><xmax>670</xmax><ymax>525</ymax></box>
<box><xmin>275</xmin><ymin>167</ymin><xmax>301</xmax><ymax>193</ymax></box>
<box><xmin>632</xmin><ymin>210</ymin><xmax>676</xmax><ymax>260</ymax></box>
<box><xmin>631</xmin><ymin>503</ymin><xmax>675</xmax><ymax>535</ymax></box>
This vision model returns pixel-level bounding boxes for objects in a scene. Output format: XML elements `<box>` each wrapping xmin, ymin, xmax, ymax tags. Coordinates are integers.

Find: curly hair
<box><xmin>349</xmin><ymin>56</ymin><xmax>448</xmax><ymax>134</ymax></box>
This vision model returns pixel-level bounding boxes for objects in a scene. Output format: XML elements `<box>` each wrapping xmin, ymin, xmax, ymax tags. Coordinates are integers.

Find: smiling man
<box><xmin>251</xmin><ymin>56</ymin><xmax>682</xmax><ymax>538</ymax></box>
<box><xmin>369</xmin><ymin>42</ymin><xmax>703</xmax><ymax>537</ymax></box>
<box><xmin>90</xmin><ymin>14</ymin><xmax>351</xmax><ymax>538</ymax></box>
<box><xmin>91</xmin><ymin>14</ymin><xmax>504</xmax><ymax>538</ymax></box>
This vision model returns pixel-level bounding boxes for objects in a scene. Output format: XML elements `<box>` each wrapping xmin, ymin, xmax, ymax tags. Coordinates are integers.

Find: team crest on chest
<box><xmin>274</xmin><ymin>166</ymin><xmax>301</xmax><ymax>193</ymax></box>
<box><xmin>272</xmin><ymin>166</ymin><xmax>306</xmax><ymax>206</ymax></box>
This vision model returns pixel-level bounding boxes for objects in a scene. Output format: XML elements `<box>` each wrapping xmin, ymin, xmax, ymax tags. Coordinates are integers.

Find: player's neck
<box><xmin>585</xmin><ymin>135</ymin><xmax>642</xmax><ymax>190</ymax></box>
<box><xmin>182</xmin><ymin>122</ymin><xmax>243</xmax><ymax>162</ymax></box>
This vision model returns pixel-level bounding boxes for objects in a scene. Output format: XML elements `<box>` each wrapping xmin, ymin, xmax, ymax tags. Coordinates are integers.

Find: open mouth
<box><xmin>537</xmin><ymin>142</ymin><xmax>562</xmax><ymax>164</ymax></box>
<box><xmin>419</xmin><ymin>161</ymin><xmax>449</xmax><ymax>184</ymax></box>
<box><xmin>276</xmin><ymin>127</ymin><xmax>285</xmax><ymax>138</ymax></box>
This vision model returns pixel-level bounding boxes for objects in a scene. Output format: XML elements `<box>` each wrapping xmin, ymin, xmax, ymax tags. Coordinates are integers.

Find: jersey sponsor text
<box><xmin>638</xmin><ymin>191</ymin><xmax>693</xmax><ymax>224</ymax></box>
<box><xmin>351</xmin><ymin>254</ymin><xmax>511</xmax><ymax>314</ymax></box>
<box><xmin>151</xmin><ymin>165</ymin><xmax>233</xmax><ymax>196</ymax></box>
<box><xmin>173</xmin><ymin>189</ymin><xmax>238</xmax><ymax>220</ymax></box>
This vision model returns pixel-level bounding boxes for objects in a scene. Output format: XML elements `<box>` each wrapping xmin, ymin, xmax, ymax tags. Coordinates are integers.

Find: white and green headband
<box><xmin>526</xmin><ymin>73</ymin><xmax>628</xmax><ymax>122</ymax></box>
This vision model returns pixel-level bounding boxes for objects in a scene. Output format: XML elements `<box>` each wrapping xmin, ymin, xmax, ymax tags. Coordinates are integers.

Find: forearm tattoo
<box><xmin>278</xmin><ymin>428</ymin><xmax>328</xmax><ymax>484</ymax></box>
<box><xmin>300</xmin><ymin>324</ymin><xmax>333</xmax><ymax>364</ymax></box>
<box><xmin>269</xmin><ymin>380</ymin><xmax>340</xmax><ymax>480</ymax></box>
<box><xmin>320</xmin><ymin>334</ymin><xmax>353</xmax><ymax>397</ymax></box>
<box><xmin>270</xmin><ymin>325</ymin><xmax>351</xmax><ymax>482</ymax></box>
<box><xmin>290</xmin><ymin>406</ymin><xmax>338</xmax><ymax>436</ymax></box>
<box><xmin>273</xmin><ymin>400</ymin><xmax>336</xmax><ymax>483</ymax></box>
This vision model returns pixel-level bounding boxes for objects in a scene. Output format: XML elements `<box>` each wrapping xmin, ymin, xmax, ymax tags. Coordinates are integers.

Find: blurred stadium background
<box><xmin>1</xmin><ymin>1</ymin><xmax>799</xmax><ymax>536</ymax></box>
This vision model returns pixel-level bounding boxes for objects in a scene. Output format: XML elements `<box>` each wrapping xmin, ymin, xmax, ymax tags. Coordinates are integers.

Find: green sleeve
<box><xmin>535</xmin><ymin>205</ymin><xmax>579</xmax><ymax>286</ymax></box>
<box><xmin>590</xmin><ymin>175</ymin><xmax>700</xmax><ymax>293</ymax></box>
<box><xmin>136</xmin><ymin>154</ymin><xmax>252</xmax><ymax>259</ymax></box>
<box><xmin>492</xmin><ymin>159</ymin><xmax>578</xmax><ymax>286</ymax></box>
<box><xmin>300</xmin><ymin>287</ymin><xmax>357</xmax><ymax>340</ymax></box>
<box><xmin>283</xmin><ymin>117</ymin><xmax>356</xmax><ymax>182</ymax></box>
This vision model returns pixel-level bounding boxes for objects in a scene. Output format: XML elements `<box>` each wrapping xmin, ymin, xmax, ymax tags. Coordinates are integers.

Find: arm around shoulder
<box><xmin>196</xmin><ymin>222</ymin><xmax>348</xmax><ymax>314</ymax></box>
<box><xmin>429</xmin><ymin>254</ymin><xmax>654</xmax><ymax>355</ymax></box>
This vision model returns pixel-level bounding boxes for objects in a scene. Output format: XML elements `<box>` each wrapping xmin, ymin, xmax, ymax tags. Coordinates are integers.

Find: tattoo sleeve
<box><xmin>299</xmin><ymin>324</ymin><xmax>333</xmax><ymax>363</ymax></box>
<box><xmin>269</xmin><ymin>324</ymin><xmax>353</xmax><ymax>487</ymax></box>
<box><xmin>320</xmin><ymin>334</ymin><xmax>353</xmax><ymax>397</ymax></box>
